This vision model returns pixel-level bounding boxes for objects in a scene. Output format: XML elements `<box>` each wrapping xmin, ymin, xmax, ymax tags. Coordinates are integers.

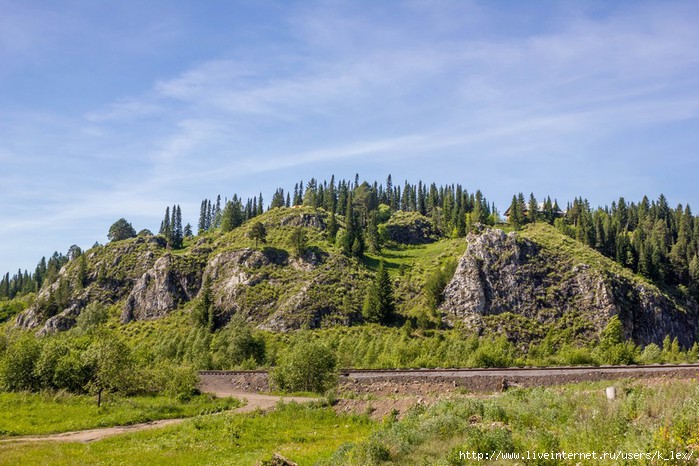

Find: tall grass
<box><xmin>321</xmin><ymin>379</ymin><xmax>699</xmax><ymax>465</ymax></box>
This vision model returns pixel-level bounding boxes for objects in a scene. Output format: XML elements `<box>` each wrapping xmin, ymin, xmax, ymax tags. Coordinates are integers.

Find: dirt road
<box><xmin>0</xmin><ymin>390</ymin><xmax>318</xmax><ymax>444</ymax></box>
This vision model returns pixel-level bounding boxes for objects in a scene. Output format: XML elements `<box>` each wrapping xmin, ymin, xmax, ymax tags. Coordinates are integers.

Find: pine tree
<box><xmin>77</xmin><ymin>254</ymin><xmax>88</xmax><ymax>289</ymax></box>
<box><xmin>193</xmin><ymin>276</ymin><xmax>216</xmax><ymax>332</ymax></box>
<box><xmin>172</xmin><ymin>205</ymin><xmax>183</xmax><ymax>249</ymax></box>
<box><xmin>220</xmin><ymin>201</ymin><xmax>236</xmax><ymax>232</ymax></box>
<box><xmin>385</xmin><ymin>174</ymin><xmax>393</xmax><ymax>206</ymax></box>
<box><xmin>160</xmin><ymin>206</ymin><xmax>171</xmax><ymax>237</ymax></box>
<box><xmin>270</xmin><ymin>188</ymin><xmax>286</xmax><ymax>209</ymax></box>
<box><xmin>342</xmin><ymin>194</ymin><xmax>364</xmax><ymax>257</ymax></box>
<box><xmin>198</xmin><ymin>200</ymin><xmax>207</xmax><ymax>235</ymax></box>
<box><xmin>248</xmin><ymin>221</ymin><xmax>267</xmax><ymax>248</ymax></box>
<box><xmin>527</xmin><ymin>193</ymin><xmax>538</xmax><ymax>223</ymax></box>
<box><xmin>327</xmin><ymin>211</ymin><xmax>338</xmax><ymax>243</ymax></box>
<box><xmin>366</xmin><ymin>211</ymin><xmax>380</xmax><ymax>253</ymax></box>
<box><xmin>288</xmin><ymin>227</ymin><xmax>308</xmax><ymax>257</ymax></box>
<box><xmin>184</xmin><ymin>223</ymin><xmax>193</xmax><ymax>238</ymax></box>
<box><xmin>508</xmin><ymin>195</ymin><xmax>523</xmax><ymax>228</ymax></box>
<box><xmin>362</xmin><ymin>260</ymin><xmax>394</xmax><ymax>324</ymax></box>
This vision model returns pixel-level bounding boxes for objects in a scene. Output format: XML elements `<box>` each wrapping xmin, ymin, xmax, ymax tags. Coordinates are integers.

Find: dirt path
<box><xmin>0</xmin><ymin>390</ymin><xmax>318</xmax><ymax>444</ymax></box>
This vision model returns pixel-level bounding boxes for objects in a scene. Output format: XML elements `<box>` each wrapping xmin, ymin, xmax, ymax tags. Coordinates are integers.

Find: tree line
<box><xmin>5</xmin><ymin>172</ymin><xmax>699</xmax><ymax>305</ymax></box>
<box><xmin>508</xmin><ymin>192</ymin><xmax>699</xmax><ymax>297</ymax></box>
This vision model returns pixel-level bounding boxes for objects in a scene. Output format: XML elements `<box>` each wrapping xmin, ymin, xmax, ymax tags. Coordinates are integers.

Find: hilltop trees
<box><xmin>159</xmin><ymin>205</ymin><xmax>183</xmax><ymax>249</ymax></box>
<box><xmin>159</xmin><ymin>205</ymin><xmax>183</xmax><ymax>248</ymax></box>
<box><xmin>6</xmin><ymin>172</ymin><xmax>699</xmax><ymax>321</ymax></box>
<box><xmin>107</xmin><ymin>218</ymin><xmax>136</xmax><ymax>242</ymax></box>
<box><xmin>342</xmin><ymin>194</ymin><xmax>364</xmax><ymax>257</ymax></box>
<box><xmin>220</xmin><ymin>197</ymin><xmax>244</xmax><ymax>233</ymax></box>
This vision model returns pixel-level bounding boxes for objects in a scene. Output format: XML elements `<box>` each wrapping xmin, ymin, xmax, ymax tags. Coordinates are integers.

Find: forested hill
<box><xmin>3</xmin><ymin>175</ymin><xmax>699</xmax><ymax>304</ymax></box>
<box><xmin>2</xmin><ymin>174</ymin><xmax>699</xmax><ymax>350</ymax></box>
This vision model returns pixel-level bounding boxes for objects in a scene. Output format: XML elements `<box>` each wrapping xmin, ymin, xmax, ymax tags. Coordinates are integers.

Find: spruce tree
<box><xmin>77</xmin><ymin>254</ymin><xmax>88</xmax><ymax>289</ymax></box>
<box><xmin>172</xmin><ymin>205</ymin><xmax>183</xmax><ymax>249</ymax></box>
<box><xmin>293</xmin><ymin>182</ymin><xmax>303</xmax><ymax>206</ymax></box>
<box><xmin>270</xmin><ymin>188</ymin><xmax>285</xmax><ymax>209</ymax></box>
<box><xmin>362</xmin><ymin>260</ymin><xmax>394</xmax><ymax>324</ymax></box>
<box><xmin>342</xmin><ymin>194</ymin><xmax>364</xmax><ymax>257</ymax></box>
<box><xmin>198</xmin><ymin>200</ymin><xmax>207</xmax><ymax>235</ymax></box>
<box><xmin>324</xmin><ymin>175</ymin><xmax>336</xmax><ymax>213</ymax></box>
<box><xmin>327</xmin><ymin>211</ymin><xmax>338</xmax><ymax>243</ymax></box>
<box><xmin>1</xmin><ymin>273</ymin><xmax>9</xmax><ymax>298</ymax></box>
<box><xmin>527</xmin><ymin>193</ymin><xmax>538</xmax><ymax>223</ymax></box>
<box><xmin>508</xmin><ymin>195</ymin><xmax>523</xmax><ymax>228</ymax></box>
<box><xmin>366</xmin><ymin>212</ymin><xmax>380</xmax><ymax>253</ymax></box>
<box><xmin>160</xmin><ymin>206</ymin><xmax>171</xmax><ymax>237</ymax></box>
<box><xmin>193</xmin><ymin>276</ymin><xmax>215</xmax><ymax>332</ymax></box>
<box><xmin>385</xmin><ymin>174</ymin><xmax>393</xmax><ymax>206</ymax></box>
<box><xmin>184</xmin><ymin>223</ymin><xmax>193</xmax><ymax>238</ymax></box>
<box><xmin>220</xmin><ymin>201</ymin><xmax>235</xmax><ymax>232</ymax></box>
<box><xmin>214</xmin><ymin>195</ymin><xmax>222</xmax><ymax>228</ymax></box>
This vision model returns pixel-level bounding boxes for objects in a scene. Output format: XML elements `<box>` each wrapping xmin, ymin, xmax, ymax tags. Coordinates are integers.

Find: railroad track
<box><xmin>200</xmin><ymin>363</ymin><xmax>699</xmax><ymax>377</ymax></box>
<box><xmin>199</xmin><ymin>364</ymin><xmax>699</xmax><ymax>393</ymax></box>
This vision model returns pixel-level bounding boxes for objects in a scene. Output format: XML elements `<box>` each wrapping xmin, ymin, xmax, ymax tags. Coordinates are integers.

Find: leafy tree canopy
<box><xmin>107</xmin><ymin>218</ymin><xmax>136</xmax><ymax>242</ymax></box>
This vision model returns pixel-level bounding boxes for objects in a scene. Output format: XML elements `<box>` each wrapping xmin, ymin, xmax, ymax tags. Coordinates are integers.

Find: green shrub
<box><xmin>156</xmin><ymin>363</ymin><xmax>199</xmax><ymax>401</ymax></box>
<box><xmin>75</xmin><ymin>302</ymin><xmax>109</xmax><ymax>331</ymax></box>
<box><xmin>424</xmin><ymin>258</ymin><xmax>457</xmax><ymax>309</ymax></box>
<box><xmin>271</xmin><ymin>340</ymin><xmax>337</xmax><ymax>393</ymax></box>
<box><xmin>639</xmin><ymin>343</ymin><xmax>662</xmax><ymax>364</ymax></box>
<box><xmin>0</xmin><ymin>334</ymin><xmax>42</xmax><ymax>391</ymax></box>
<box><xmin>211</xmin><ymin>317</ymin><xmax>266</xmax><ymax>368</ymax></box>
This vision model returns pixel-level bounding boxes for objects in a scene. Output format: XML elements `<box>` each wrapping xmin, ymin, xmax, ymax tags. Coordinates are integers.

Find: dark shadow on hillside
<box><xmin>261</xmin><ymin>246</ymin><xmax>289</xmax><ymax>265</ymax></box>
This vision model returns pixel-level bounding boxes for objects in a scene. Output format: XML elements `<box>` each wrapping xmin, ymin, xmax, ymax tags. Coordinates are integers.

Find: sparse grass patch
<box><xmin>0</xmin><ymin>402</ymin><xmax>375</xmax><ymax>466</ymax></box>
<box><xmin>0</xmin><ymin>392</ymin><xmax>240</xmax><ymax>437</ymax></box>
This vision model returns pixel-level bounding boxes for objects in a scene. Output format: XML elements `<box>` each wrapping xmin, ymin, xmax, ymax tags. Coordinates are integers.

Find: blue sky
<box><xmin>2</xmin><ymin>0</ymin><xmax>699</xmax><ymax>273</ymax></box>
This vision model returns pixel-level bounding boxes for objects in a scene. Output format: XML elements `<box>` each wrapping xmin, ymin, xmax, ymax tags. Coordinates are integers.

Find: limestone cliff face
<box><xmin>121</xmin><ymin>254</ymin><xmax>204</xmax><ymax>323</ymax></box>
<box><xmin>441</xmin><ymin>228</ymin><xmax>699</xmax><ymax>347</ymax></box>
<box><xmin>16</xmin><ymin>235</ymin><xmax>167</xmax><ymax>335</ymax></box>
<box><xmin>202</xmin><ymin>248</ymin><xmax>364</xmax><ymax>331</ymax></box>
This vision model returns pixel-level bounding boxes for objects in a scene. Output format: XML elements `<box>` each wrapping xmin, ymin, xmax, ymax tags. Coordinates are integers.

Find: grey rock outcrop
<box><xmin>202</xmin><ymin>248</ymin><xmax>287</xmax><ymax>319</ymax></box>
<box><xmin>441</xmin><ymin>228</ymin><xmax>699</xmax><ymax>346</ymax></box>
<box><xmin>122</xmin><ymin>254</ymin><xmax>203</xmax><ymax>323</ymax></box>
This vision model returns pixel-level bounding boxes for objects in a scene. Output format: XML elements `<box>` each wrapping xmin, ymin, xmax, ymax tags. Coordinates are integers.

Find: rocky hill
<box><xmin>13</xmin><ymin>209</ymin><xmax>699</xmax><ymax>348</ymax></box>
<box><xmin>440</xmin><ymin>224</ymin><xmax>699</xmax><ymax>347</ymax></box>
<box><xmin>15</xmin><ymin>207</ymin><xmax>370</xmax><ymax>335</ymax></box>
